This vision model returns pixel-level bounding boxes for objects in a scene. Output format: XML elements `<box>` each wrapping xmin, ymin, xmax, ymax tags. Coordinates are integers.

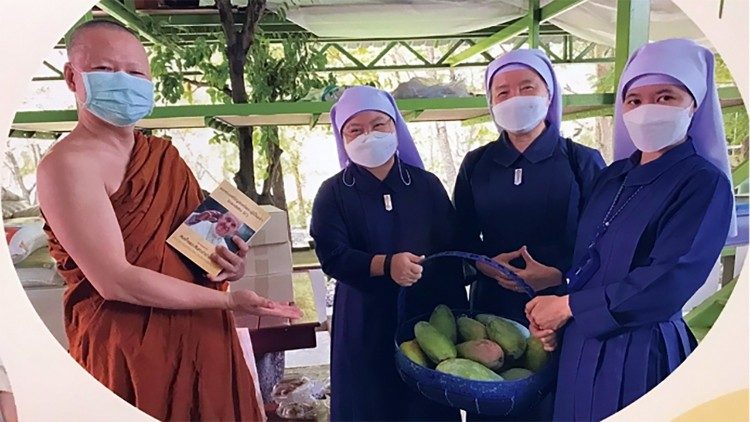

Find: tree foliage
<box><xmin>148</xmin><ymin>0</ymin><xmax>333</xmax><ymax>209</ymax></box>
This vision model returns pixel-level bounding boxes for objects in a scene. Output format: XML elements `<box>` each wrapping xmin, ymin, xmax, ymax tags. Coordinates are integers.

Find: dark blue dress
<box><xmin>310</xmin><ymin>159</ymin><xmax>468</xmax><ymax>421</ymax></box>
<box><xmin>555</xmin><ymin>139</ymin><xmax>733</xmax><ymax>421</ymax></box>
<box><xmin>453</xmin><ymin>123</ymin><xmax>606</xmax><ymax>323</ymax></box>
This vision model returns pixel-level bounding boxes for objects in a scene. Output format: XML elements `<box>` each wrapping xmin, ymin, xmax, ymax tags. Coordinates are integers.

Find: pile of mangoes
<box><xmin>399</xmin><ymin>305</ymin><xmax>549</xmax><ymax>382</ymax></box>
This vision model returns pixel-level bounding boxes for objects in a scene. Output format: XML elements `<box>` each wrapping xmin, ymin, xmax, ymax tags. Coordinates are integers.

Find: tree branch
<box><xmin>215</xmin><ymin>0</ymin><xmax>237</xmax><ymax>48</ymax></box>
<box><xmin>182</xmin><ymin>77</ymin><xmax>232</xmax><ymax>98</ymax></box>
<box><xmin>242</xmin><ymin>0</ymin><xmax>267</xmax><ymax>54</ymax></box>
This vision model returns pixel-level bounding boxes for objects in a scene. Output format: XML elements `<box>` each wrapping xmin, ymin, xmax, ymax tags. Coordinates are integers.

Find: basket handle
<box><xmin>422</xmin><ymin>251</ymin><xmax>536</xmax><ymax>298</ymax></box>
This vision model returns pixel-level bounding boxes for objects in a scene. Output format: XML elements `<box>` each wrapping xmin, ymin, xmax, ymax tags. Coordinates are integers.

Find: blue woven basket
<box><xmin>394</xmin><ymin>310</ymin><xmax>557</xmax><ymax>417</ymax></box>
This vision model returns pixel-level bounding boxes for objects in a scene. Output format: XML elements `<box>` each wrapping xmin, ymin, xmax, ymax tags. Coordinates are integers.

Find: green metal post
<box><xmin>528</xmin><ymin>0</ymin><xmax>541</xmax><ymax>49</ymax></box>
<box><xmin>97</xmin><ymin>0</ymin><xmax>182</xmax><ymax>52</ymax></box>
<box><xmin>447</xmin><ymin>0</ymin><xmax>586</xmax><ymax>65</ymax></box>
<box><xmin>614</xmin><ymin>0</ymin><xmax>651</xmax><ymax>87</ymax></box>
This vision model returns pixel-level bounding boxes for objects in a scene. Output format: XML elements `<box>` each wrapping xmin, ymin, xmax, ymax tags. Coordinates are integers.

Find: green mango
<box><xmin>429</xmin><ymin>305</ymin><xmax>457</xmax><ymax>343</ymax></box>
<box><xmin>486</xmin><ymin>318</ymin><xmax>527</xmax><ymax>360</ymax></box>
<box><xmin>524</xmin><ymin>337</ymin><xmax>549</xmax><ymax>372</ymax></box>
<box><xmin>457</xmin><ymin>316</ymin><xmax>487</xmax><ymax>341</ymax></box>
<box><xmin>475</xmin><ymin>314</ymin><xmax>497</xmax><ymax>326</ymax></box>
<box><xmin>476</xmin><ymin>314</ymin><xmax>529</xmax><ymax>338</ymax></box>
<box><xmin>500</xmin><ymin>368</ymin><xmax>534</xmax><ymax>380</ymax></box>
<box><xmin>456</xmin><ymin>339</ymin><xmax>504</xmax><ymax>370</ymax></box>
<box><xmin>436</xmin><ymin>358</ymin><xmax>504</xmax><ymax>381</ymax></box>
<box><xmin>400</xmin><ymin>340</ymin><xmax>430</xmax><ymax>367</ymax></box>
<box><xmin>414</xmin><ymin>321</ymin><xmax>457</xmax><ymax>364</ymax></box>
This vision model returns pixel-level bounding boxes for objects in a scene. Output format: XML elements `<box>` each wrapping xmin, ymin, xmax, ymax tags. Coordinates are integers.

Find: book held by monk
<box><xmin>167</xmin><ymin>180</ymin><xmax>270</xmax><ymax>276</ymax></box>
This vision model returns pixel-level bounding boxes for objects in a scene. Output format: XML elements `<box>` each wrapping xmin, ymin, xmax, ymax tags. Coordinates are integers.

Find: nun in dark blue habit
<box><xmin>453</xmin><ymin>49</ymin><xmax>606</xmax><ymax>324</ymax></box>
<box><xmin>523</xmin><ymin>38</ymin><xmax>737</xmax><ymax>421</ymax></box>
<box><xmin>310</xmin><ymin>86</ymin><xmax>468</xmax><ymax>421</ymax></box>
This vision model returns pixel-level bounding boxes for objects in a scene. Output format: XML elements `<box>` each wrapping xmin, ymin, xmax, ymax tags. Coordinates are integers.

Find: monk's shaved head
<box><xmin>66</xmin><ymin>20</ymin><xmax>139</xmax><ymax>61</ymax></box>
<box><xmin>63</xmin><ymin>18</ymin><xmax>152</xmax><ymax>110</ymax></box>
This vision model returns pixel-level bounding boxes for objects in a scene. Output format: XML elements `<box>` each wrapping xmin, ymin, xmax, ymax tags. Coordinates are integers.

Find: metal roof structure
<box><xmin>11</xmin><ymin>0</ymin><xmax>744</xmax><ymax>138</ymax></box>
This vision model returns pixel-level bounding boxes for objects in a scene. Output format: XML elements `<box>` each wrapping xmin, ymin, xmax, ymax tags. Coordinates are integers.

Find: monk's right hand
<box><xmin>228</xmin><ymin>290</ymin><xmax>303</xmax><ymax>319</ymax></box>
<box><xmin>391</xmin><ymin>252</ymin><xmax>424</xmax><ymax>287</ymax></box>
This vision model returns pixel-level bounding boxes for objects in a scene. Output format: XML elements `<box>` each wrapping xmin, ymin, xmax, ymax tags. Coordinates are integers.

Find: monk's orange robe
<box><xmin>42</xmin><ymin>132</ymin><xmax>264</xmax><ymax>421</ymax></box>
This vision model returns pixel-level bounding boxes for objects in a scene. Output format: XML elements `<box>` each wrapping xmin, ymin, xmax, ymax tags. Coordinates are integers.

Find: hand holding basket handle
<box><xmin>421</xmin><ymin>251</ymin><xmax>536</xmax><ymax>298</ymax></box>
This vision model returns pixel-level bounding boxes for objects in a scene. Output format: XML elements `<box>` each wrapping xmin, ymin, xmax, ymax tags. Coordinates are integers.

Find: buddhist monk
<box><xmin>0</xmin><ymin>358</ymin><xmax>17</xmax><ymax>422</ymax></box>
<box><xmin>36</xmin><ymin>20</ymin><xmax>301</xmax><ymax>421</ymax></box>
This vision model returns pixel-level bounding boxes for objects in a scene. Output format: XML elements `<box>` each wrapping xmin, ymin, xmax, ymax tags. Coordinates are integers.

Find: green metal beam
<box><xmin>14</xmin><ymin>87</ymin><xmax>742</xmax><ymax>131</ymax></box>
<box><xmin>539</xmin><ymin>0</ymin><xmax>589</xmax><ymax>21</ymax></box>
<box><xmin>733</xmin><ymin>159</ymin><xmax>749</xmax><ymax>187</ymax></box>
<box><xmin>447</xmin><ymin>16</ymin><xmax>530</xmax><ymax>65</ymax></box>
<box><xmin>573</xmin><ymin>42</ymin><xmax>597</xmax><ymax>61</ymax></box>
<box><xmin>562</xmin><ymin>106</ymin><xmax>613</xmax><ymax>121</ymax></box>
<box><xmin>539</xmin><ymin>41</ymin><xmax>563</xmax><ymax>62</ymax></box>
<box><xmin>462</xmin><ymin>87</ymin><xmax>743</xmax><ymax>126</ymax></box>
<box><xmin>718</xmin><ymin>86</ymin><xmax>742</xmax><ymax>100</ymax></box>
<box><xmin>42</xmin><ymin>61</ymin><xmax>63</xmax><ymax>77</ymax></box>
<box><xmin>329</xmin><ymin>43</ymin><xmax>366</xmax><ymax>69</ymax></box>
<box><xmin>8</xmin><ymin>130</ymin><xmax>61</xmax><ymax>140</ymax></box>
<box><xmin>142</xmin><ymin>13</ymin><xmax>563</xmax><ymax>37</ymax></box>
<box><xmin>367</xmin><ymin>42</ymin><xmax>397</xmax><ymax>67</ymax></box>
<box><xmin>309</xmin><ymin>113</ymin><xmax>321</xmax><ymax>128</ymax></box>
<box><xmin>447</xmin><ymin>0</ymin><xmax>587</xmax><ymax>65</ymax></box>
<box><xmin>204</xmin><ymin>116</ymin><xmax>234</xmax><ymax>133</ymax></box>
<box><xmin>528</xmin><ymin>0</ymin><xmax>541</xmax><ymax>49</ymax></box>
<box><xmin>13</xmin><ymin>98</ymin><xmax>483</xmax><ymax>125</ymax></box>
<box><xmin>614</xmin><ymin>0</ymin><xmax>651</xmax><ymax>86</ymax></box>
<box><xmin>402</xmin><ymin>110</ymin><xmax>424</xmax><ymax>122</ymax></box>
<box><xmin>31</xmin><ymin>51</ymin><xmax>615</xmax><ymax>82</ymax></box>
<box><xmin>436</xmin><ymin>40</ymin><xmax>467</xmax><ymax>65</ymax></box>
<box><xmin>462</xmin><ymin>93</ymin><xmax>617</xmax><ymax>125</ymax></box>
<box><xmin>97</xmin><ymin>0</ymin><xmax>182</xmax><ymax>52</ymax></box>
<box><xmin>722</xmin><ymin>104</ymin><xmax>747</xmax><ymax>114</ymax></box>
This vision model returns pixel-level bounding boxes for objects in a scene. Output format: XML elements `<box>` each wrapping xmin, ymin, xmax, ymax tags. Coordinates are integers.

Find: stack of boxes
<box><xmin>232</xmin><ymin>205</ymin><xmax>295</xmax><ymax>329</ymax></box>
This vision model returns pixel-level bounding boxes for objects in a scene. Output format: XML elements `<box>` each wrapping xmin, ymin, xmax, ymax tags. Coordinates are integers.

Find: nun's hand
<box><xmin>529</xmin><ymin>322</ymin><xmax>558</xmax><ymax>352</ymax></box>
<box><xmin>525</xmin><ymin>295</ymin><xmax>572</xmax><ymax>332</ymax></box>
<box><xmin>391</xmin><ymin>252</ymin><xmax>424</xmax><ymax>287</ymax></box>
<box><xmin>504</xmin><ymin>246</ymin><xmax>563</xmax><ymax>292</ymax></box>
<box><xmin>477</xmin><ymin>250</ymin><xmax>525</xmax><ymax>293</ymax></box>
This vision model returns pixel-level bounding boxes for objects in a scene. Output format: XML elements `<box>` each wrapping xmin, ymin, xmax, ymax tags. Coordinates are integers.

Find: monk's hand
<box><xmin>391</xmin><ymin>252</ymin><xmax>424</xmax><ymax>287</ymax></box>
<box><xmin>529</xmin><ymin>321</ymin><xmax>558</xmax><ymax>352</ymax></box>
<box><xmin>476</xmin><ymin>250</ymin><xmax>525</xmax><ymax>293</ymax></box>
<box><xmin>503</xmin><ymin>246</ymin><xmax>562</xmax><ymax>292</ymax></box>
<box><xmin>228</xmin><ymin>290</ymin><xmax>303</xmax><ymax>319</ymax></box>
<box><xmin>525</xmin><ymin>294</ymin><xmax>571</xmax><ymax>332</ymax></box>
<box><xmin>208</xmin><ymin>236</ymin><xmax>248</xmax><ymax>283</ymax></box>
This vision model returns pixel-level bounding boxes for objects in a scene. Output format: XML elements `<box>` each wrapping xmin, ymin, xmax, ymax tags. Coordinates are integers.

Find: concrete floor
<box><xmin>286</xmin><ymin>331</ymin><xmax>331</xmax><ymax>369</ymax></box>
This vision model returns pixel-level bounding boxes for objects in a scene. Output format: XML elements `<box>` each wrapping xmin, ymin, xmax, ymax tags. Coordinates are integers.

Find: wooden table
<box><xmin>250</xmin><ymin>322</ymin><xmax>320</xmax><ymax>356</ymax></box>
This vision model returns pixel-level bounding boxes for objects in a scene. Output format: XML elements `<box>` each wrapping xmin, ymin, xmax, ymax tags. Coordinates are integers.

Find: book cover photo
<box><xmin>168</xmin><ymin>180</ymin><xmax>271</xmax><ymax>276</ymax></box>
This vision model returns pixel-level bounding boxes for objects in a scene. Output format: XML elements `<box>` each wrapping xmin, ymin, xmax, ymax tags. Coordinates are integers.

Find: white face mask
<box><xmin>491</xmin><ymin>95</ymin><xmax>549</xmax><ymax>134</ymax></box>
<box><xmin>344</xmin><ymin>131</ymin><xmax>398</xmax><ymax>168</ymax></box>
<box><xmin>623</xmin><ymin>104</ymin><xmax>693</xmax><ymax>153</ymax></box>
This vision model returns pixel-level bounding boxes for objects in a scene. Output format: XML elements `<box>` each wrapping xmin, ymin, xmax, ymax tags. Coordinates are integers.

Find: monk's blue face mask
<box><xmin>76</xmin><ymin>69</ymin><xmax>155</xmax><ymax>127</ymax></box>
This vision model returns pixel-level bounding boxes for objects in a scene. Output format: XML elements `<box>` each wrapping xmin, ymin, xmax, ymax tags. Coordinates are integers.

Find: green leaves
<box><xmin>244</xmin><ymin>33</ymin><xmax>330</xmax><ymax>103</ymax></box>
<box><xmin>146</xmin><ymin>3</ymin><xmax>334</xmax><ymax>207</ymax></box>
<box><xmin>156</xmin><ymin>73</ymin><xmax>185</xmax><ymax>104</ymax></box>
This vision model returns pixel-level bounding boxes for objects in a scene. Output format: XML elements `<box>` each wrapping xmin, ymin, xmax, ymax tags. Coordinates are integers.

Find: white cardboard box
<box><xmin>249</xmin><ymin>206</ymin><xmax>288</xmax><ymax>247</ymax></box>
<box><xmin>232</xmin><ymin>272</ymin><xmax>294</xmax><ymax>329</ymax></box>
<box><xmin>245</xmin><ymin>242</ymin><xmax>293</xmax><ymax>277</ymax></box>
